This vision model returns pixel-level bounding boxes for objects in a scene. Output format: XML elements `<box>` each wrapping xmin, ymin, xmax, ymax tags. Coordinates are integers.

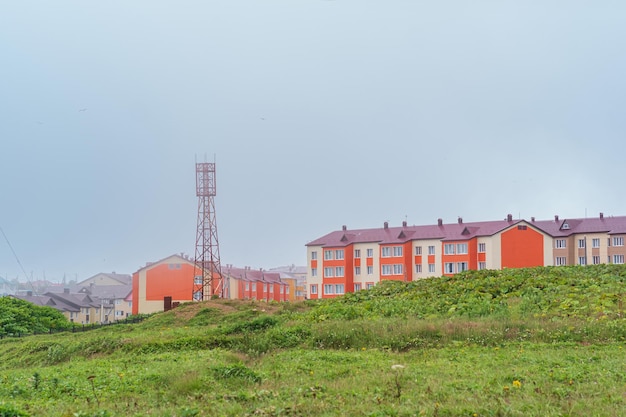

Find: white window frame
<box><xmin>310</xmin><ymin>284</ymin><xmax>318</xmax><ymax>295</ymax></box>
<box><xmin>444</xmin><ymin>244</ymin><xmax>455</xmax><ymax>255</ymax></box>
<box><xmin>428</xmin><ymin>264</ymin><xmax>435</xmax><ymax>273</ymax></box>
<box><xmin>335</xmin><ymin>249</ymin><xmax>345</xmax><ymax>260</ymax></box>
<box><xmin>334</xmin><ymin>284</ymin><xmax>345</xmax><ymax>295</ymax></box>
<box><xmin>478</xmin><ymin>262</ymin><xmax>486</xmax><ymax>270</ymax></box>
<box><xmin>457</xmin><ymin>262</ymin><xmax>468</xmax><ymax>272</ymax></box>
<box><xmin>393</xmin><ymin>246</ymin><xmax>403</xmax><ymax>257</ymax></box>
<box><xmin>555</xmin><ymin>256</ymin><xmax>567</xmax><ymax>266</ymax></box>
<box><xmin>367</xmin><ymin>265</ymin><xmax>373</xmax><ymax>275</ymax></box>
<box><xmin>415</xmin><ymin>264</ymin><xmax>422</xmax><ymax>273</ymax></box>
<box><xmin>311</xmin><ymin>251</ymin><xmax>317</xmax><ymax>260</ymax></box>
<box><xmin>335</xmin><ymin>266</ymin><xmax>344</xmax><ymax>277</ymax></box>
<box><xmin>381</xmin><ymin>247</ymin><xmax>391</xmax><ymax>257</ymax></box>
<box><xmin>324</xmin><ymin>250</ymin><xmax>333</xmax><ymax>260</ymax></box>
<box><xmin>324</xmin><ymin>267</ymin><xmax>334</xmax><ymax>278</ymax></box>
<box><xmin>456</xmin><ymin>243</ymin><xmax>468</xmax><ymax>254</ymax></box>
<box><xmin>381</xmin><ymin>265</ymin><xmax>392</xmax><ymax>275</ymax></box>
<box><xmin>478</xmin><ymin>243</ymin><xmax>486</xmax><ymax>253</ymax></box>
<box><xmin>444</xmin><ymin>262</ymin><xmax>454</xmax><ymax>274</ymax></box>
<box><xmin>354</xmin><ymin>249</ymin><xmax>361</xmax><ymax>258</ymax></box>
<box><xmin>613</xmin><ymin>237</ymin><xmax>624</xmax><ymax>247</ymax></box>
<box><xmin>592</xmin><ymin>256</ymin><xmax>600</xmax><ymax>265</ymax></box>
<box><xmin>367</xmin><ymin>248</ymin><xmax>374</xmax><ymax>258</ymax></box>
<box><xmin>415</xmin><ymin>246</ymin><xmax>422</xmax><ymax>255</ymax></box>
<box><xmin>393</xmin><ymin>264</ymin><xmax>403</xmax><ymax>275</ymax></box>
<box><xmin>578</xmin><ymin>239</ymin><xmax>586</xmax><ymax>249</ymax></box>
<box><xmin>311</xmin><ymin>268</ymin><xmax>317</xmax><ymax>277</ymax></box>
<box><xmin>592</xmin><ymin>238</ymin><xmax>600</xmax><ymax>248</ymax></box>
<box><xmin>555</xmin><ymin>239</ymin><xmax>566</xmax><ymax>249</ymax></box>
<box><xmin>613</xmin><ymin>254</ymin><xmax>624</xmax><ymax>264</ymax></box>
<box><xmin>355</xmin><ymin>266</ymin><xmax>361</xmax><ymax>275</ymax></box>
<box><xmin>428</xmin><ymin>246</ymin><xmax>435</xmax><ymax>255</ymax></box>
<box><xmin>354</xmin><ymin>283</ymin><xmax>361</xmax><ymax>291</ymax></box>
<box><xmin>578</xmin><ymin>256</ymin><xmax>586</xmax><ymax>265</ymax></box>
<box><xmin>324</xmin><ymin>284</ymin><xmax>334</xmax><ymax>295</ymax></box>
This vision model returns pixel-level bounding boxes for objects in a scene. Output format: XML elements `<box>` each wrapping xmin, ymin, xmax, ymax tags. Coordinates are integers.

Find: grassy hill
<box><xmin>0</xmin><ymin>264</ymin><xmax>624</xmax><ymax>416</ymax></box>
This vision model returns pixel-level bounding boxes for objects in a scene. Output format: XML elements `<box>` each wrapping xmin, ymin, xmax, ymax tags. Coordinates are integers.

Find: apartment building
<box><xmin>305</xmin><ymin>213</ymin><xmax>626</xmax><ymax>299</ymax></box>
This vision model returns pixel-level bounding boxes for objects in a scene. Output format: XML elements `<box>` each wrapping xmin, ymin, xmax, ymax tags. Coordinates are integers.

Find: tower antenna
<box><xmin>193</xmin><ymin>158</ymin><xmax>226</xmax><ymax>300</ymax></box>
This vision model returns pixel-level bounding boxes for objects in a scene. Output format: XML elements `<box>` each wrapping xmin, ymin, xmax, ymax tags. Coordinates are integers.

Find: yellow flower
<box><xmin>512</xmin><ymin>380</ymin><xmax>522</xmax><ymax>388</ymax></box>
<box><xmin>503</xmin><ymin>386</ymin><xmax>510</xmax><ymax>391</ymax></box>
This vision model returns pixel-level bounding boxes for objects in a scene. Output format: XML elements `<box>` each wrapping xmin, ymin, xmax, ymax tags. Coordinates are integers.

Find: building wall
<box><xmin>501</xmin><ymin>224</ymin><xmax>544</xmax><ymax>268</ymax></box>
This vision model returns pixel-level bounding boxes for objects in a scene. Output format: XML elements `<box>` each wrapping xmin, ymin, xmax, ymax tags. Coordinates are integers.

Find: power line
<box><xmin>0</xmin><ymin>226</ymin><xmax>36</xmax><ymax>293</ymax></box>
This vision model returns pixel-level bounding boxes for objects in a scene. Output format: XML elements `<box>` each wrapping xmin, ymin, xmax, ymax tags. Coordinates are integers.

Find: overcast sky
<box><xmin>1</xmin><ymin>1</ymin><xmax>625</xmax><ymax>282</ymax></box>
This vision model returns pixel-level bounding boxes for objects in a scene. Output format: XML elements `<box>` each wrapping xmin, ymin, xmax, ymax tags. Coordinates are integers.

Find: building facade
<box><xmin>305</xmin><ymin>213</ymin><xmax>626</xmax><ymax>299</ymax></box>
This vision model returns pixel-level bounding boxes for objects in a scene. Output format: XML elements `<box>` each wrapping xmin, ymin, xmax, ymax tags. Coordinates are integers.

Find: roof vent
<box><xmin>383</xmin><ymin>221</ymin><xmax>389</xmax><ymax>229</ymax></box>
<box><xmin>458</xmin><ymin>217</ymin><xmax>463</xmax><ymax>224</ymax></box>
<box><xmin>438</xmin><ymin>218</ymin><xmax>443</xmax><ymax>226</ymax></box>
<box><xmin>507</xmin><ymin>214</ymin><xmax>513</xmax><ymax>222</ymax></box>
<box><xmin>342</xmin><ymin>225</ymin><xmax>347</xmax><ymax>231</ymax></box>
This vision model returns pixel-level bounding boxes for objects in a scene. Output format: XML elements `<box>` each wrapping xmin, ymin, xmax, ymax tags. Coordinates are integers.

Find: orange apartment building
<box><xmin>305</xmin><ymin>213</ymin><xmax>626</xmax><ymax>299</ymax></box>
<box><xmin>132</xmin><ymin>254</ymin><xmax>290</xmax><ymax>315</ymax></box>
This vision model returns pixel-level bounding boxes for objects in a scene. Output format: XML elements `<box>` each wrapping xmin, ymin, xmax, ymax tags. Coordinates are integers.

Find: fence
<box><xmin>0</xmin><ymin>315</ymin><xmax>149</xmax><ymax>339</ymax></box>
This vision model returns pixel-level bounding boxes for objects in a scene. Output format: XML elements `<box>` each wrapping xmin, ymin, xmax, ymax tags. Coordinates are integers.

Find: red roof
<box><xmin>306</xmin><ymin>215</ymin><xmax>626</xmax><ymax>247</ymax></box>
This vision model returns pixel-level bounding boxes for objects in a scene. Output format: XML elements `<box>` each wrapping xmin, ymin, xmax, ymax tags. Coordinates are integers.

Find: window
<box><xmin>245</xmin><ymin>282</ymin><xmax>249</xmax><ymax>291</ymax></box>
<box><xmin>428</xmin><ymin>264</ymin><xmax>435</xmax><ymax>273</ymax></box>
<box><xmin>269</xmin><ymin>285</ymin><xmax>274</xmax><ymax>293</ymax></box>
<box><xmin>286</xmin><ymin>286</ymin><xmax>289</xmax><ymax>294</ymax></box>
<box><xmin>311</xmin><ymin>251</ymin><xmax>317</xmax><ymax>260</ymax></box>
<box><xmin>555</xmin><ymin>239</ymin><xmax>566</xmax><ymax>249</ymax></box>
<box><xmin>367</xmin><ymin>248</ymin><xmax>374</xmax><ymax>258</ymax></box>
<box><xmin>415</xmin><ymin>246</ymin><xmax>422</xmax><ymax>255</ymax></box>
<box><xmin>324</xmin><ymin>267</ymin><xmax>334</xmax><ymax>277</ymax></box>
<box><xmin>367</xmin><ymin>266</ymin><xmax>373</xmax><ymax>275</ymax></box>
<box><xmin>324</xmin><ymin>250</ymin><xmax>333</xmax><ymax>260</ymax></box>
<box><xmin>555</xmin><ymin>257</ymin><xmax>567</xmax><ymax>266</ymax></box>
<box><xmin>263</xmin><ymin>284</ymin><xmax>267</xmax><ymax>292</ymax></box>
<box><xmin>478</xmin><ymin>262</ymin><xmax>486</xmax><ymax>270</ymax></box>
<box><xmin>324</xmin><ymin>284</ymin><xmax>334</xmax><ymax>295</ymax></box>
<box><xmin>382</xmin><ymin>265</ymin><xmax>392</xmax><ymax>275</ymax></box>
<box><xmin>456</xmin><ymin>243</ymin><xmax>468</xmax><ymax>254</ymax></box>
<box><xmin>252</xmin><ymin>283</ymin><xmax>257</xmax><ymax>291</ymax></box>
<box><xmin>457</xmin><ymin>262</ymin><xmax>468</xmax><ymax>272</ymax></box>
<box><xmin>613</xmin><ymin>237</ymin><xmax>624</xmax><ymax>247</ymax></box>
<box><xmin>578</xmin><ymin>256</ymin><xmax>586</xmax><ymax>265</ymax></box>
<box><xmin>444</xmin><ymin>244</ymin><xmax>455</xmax><ymax>255</ymax></box>
<box><xmin>193</xmin><ymin>291</ymin><xmax>202</xmax><ymax>301</ymax></box>
<box><xmin>478</xmin><ymin>243</ymin><xmax>486</xmax><ymax>253</ymax></box>
<box><xmin>393</xmin><ymin>246</ymin><xmax>403</xmax><ymax>257</ymax></box>
<box><xmin>366</xmin><ymin>283</ymin><xmax>375</xmax><ymax>289</ymax></box>
<box><xmin>354</xmin><ymin>283</ymin><xmax>361</xmax><ymax>291</ymax></box>
<box><xmin>194</xmin><ymin>275</ymin><xmax>203</xmax><ymax>285</ymax></box>
<box><xmin>334</xmin><ymin>284</ymin><xmax>345</xmax><ymax>294</ymax></box>
<box><xmin>311</xmin><ymin>268</ymin><xmax>317</xmax><ymax>277</ymax></box>
<box><xmin>335</xmin><ymin>249</ymin><xmax>344</xmax><ymax>260</ymax></box>
<box><xmin>428</xmin><ymin>246</ymin><xmax>435</xmax><ymax>255</ymax></box>
<box><xmin>613</xmin><ymin>254</ymin><xmax>624</xmax><ymax>264</ymax></box>
<box><xmin>592</xmin><ymin>256</ymin><xmax>600</xmax><ymax>265</ymax></box>
<box><xmin>393</xmin><ymin>264</ymin><xmax>403</xmax><ymax>274</ymax></box>
<box><xmin>592</xmin><ymin>238</ymin><xmax>600</xmax><ymax>248</ymax></box>
<box><xmin>354</xmin><ymin>249</ymin><xmax>361</xmax><ymax>258</ymax></box>
<box><xmin>310</xmin><ymin>284</ymin><xmax>318</xmax><ymax>295</ymax></box>
<box><xmin>518</xmin><ymin>225</ymin><xmax>527</xmax><ymax>230</ymax></box>
<box><xmin>279</xmin><ymin>286</ymin><xmax>284</xmax><ymax>294</ymax></box>
<box><xmin>578</xmin><ymin>239</ymin><xmax>586</xmax><ymax>249</ymax></box>
<box><xmin>382</xmin><ymin>247</ymin><xmax>391</xmax><ymax>257</ymax></box>
<box><xmin>444</xmin><ymin>263</ymin><xmax>454</xmax><ymax>274</ymax></box>
<box><xmin>335</xmin><ymin>266</ymin><xmax>344</xmax><ymax>277</ymax></box>
<box><xmin>415</xmin><ymin>264</ymin><xmax>422</xmax><ymax>273</ymax></box>
<box><xmin>355</xmin><ymin>266</ymin><xmax>361</xmax><ymax>275</ymax></box>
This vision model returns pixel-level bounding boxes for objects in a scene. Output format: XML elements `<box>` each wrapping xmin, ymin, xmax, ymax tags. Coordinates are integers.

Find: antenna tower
<box><xmin>193</xmin><ymin>160</ymin><xmax>226</xmax><ymax>300</ymax></box>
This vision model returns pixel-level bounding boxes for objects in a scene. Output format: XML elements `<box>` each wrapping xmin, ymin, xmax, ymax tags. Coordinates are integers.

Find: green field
<box><xmin>0</xmin><ymin>265</ymin><xmax>624</xmax><ymax>416</ymax></box>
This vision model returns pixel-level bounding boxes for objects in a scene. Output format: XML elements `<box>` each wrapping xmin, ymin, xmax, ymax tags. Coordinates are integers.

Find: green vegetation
<box><xmin>0</xmin><ymin>264</ymin><xmax>624</xmax><ymax>416</ymax></box>
<box><xmin>0</xmin><ymin>297</ymin><xmax>72</xmax><ymax>336</ymax></box>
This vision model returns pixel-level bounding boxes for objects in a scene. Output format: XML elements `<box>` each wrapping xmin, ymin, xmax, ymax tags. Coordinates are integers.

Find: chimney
<box><xmin>342</xmin><ymin>225</ymin><xmax>347</xmax><ymax>231</ymax></box>
<box><xmin>384</xmin><ymin>221</ymin><xmax>388</xmax><ymax>229</ymax></box>
<box><xmin>600</xmin><ymin>212</ymin><xmax>604</xmax><ymax>220</ymax></box>
<box><xmin>27</xmin><ymin>290</ymin><xmax>32</xmax><ymax>296</ymax></box>
<box><xmin>458</xmin><ymin>217</ymin><xmax>463</xmax><ymax>224</ymax></box>
<box><xmin>554</xmin><ymin>215</ymin><xmax>559</xmax><ymax>222</ymax></box>
<box><xmin>437</xmin><ymin>218</ymin><xmax>443</xmax><ymax>226</ymax></box>
<box><xmin>531</xmin><ymin>216</ymin><xmax>535</xmax><ymax>222</ymax></box>
<box><xmin>507</xmin><ymin>214</ymin><xmax>513</xmax><ymax>222</ymax></box>
<box><xmin>402</xmin><ymin>220</ymin><xmax>407</xmax><ymax>227</ymax></box>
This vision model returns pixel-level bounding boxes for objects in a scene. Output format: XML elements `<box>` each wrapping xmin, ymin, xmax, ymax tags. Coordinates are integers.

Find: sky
<box><xmin>1</xmin><ymin>1</ymin><xmax>625</xmax><ymax>283</ymax></box>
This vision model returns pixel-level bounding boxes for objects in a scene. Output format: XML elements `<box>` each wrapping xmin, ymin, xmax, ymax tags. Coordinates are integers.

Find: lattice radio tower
<box><xmin>193</xmin><ymin>159</ymin><xmax>226</xmax><ymax>300</ymax></box>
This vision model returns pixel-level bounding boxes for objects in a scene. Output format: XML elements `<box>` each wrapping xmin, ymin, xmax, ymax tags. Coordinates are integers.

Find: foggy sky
<box><xmin>2</xmin><ymin>1</ymin><xmax>625</xmax><ymax>282</ymax></box>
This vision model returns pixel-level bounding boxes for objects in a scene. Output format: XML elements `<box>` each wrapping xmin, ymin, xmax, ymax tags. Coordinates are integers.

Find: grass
<box><xmin>0</xmin><ymin>264</ymin><xmax>624</xmax><ymax>416</ymax></box>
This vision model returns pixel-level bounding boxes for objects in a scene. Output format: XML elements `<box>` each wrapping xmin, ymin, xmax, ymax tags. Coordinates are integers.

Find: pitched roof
<box><xmin>222</xmin><ymin>266</ymin><xmax>286</xmax><ymax>285</ymax></box>
<box><xmin>306</xmin><ymin>215</ymin><xmax>626</xmax><ymax>246</ymax></box>
<box><xmin>78</xmin><ymin>273</ymin><xmax>132</xmax><ymax>286</ymax></box>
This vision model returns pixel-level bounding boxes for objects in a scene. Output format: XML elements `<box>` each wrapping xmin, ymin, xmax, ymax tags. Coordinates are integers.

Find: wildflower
<box><xmin>512</xmin><ymin>380</ymin><xmax>522</xmax><ymax>388</ymax></box>
<box><xmin>309</xmin><ymin>371</ymin><xmax>314</xmax><ymax>376</ymax></box>
<box><xmin>503</xmin><ymin>386</ymin><xmax>510</xmax><ymax>391</ymax></box>
<box><xmin>361</xmin><ymin>347</ymin><xmax>366</xmax><ymax>351</ymax></box>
